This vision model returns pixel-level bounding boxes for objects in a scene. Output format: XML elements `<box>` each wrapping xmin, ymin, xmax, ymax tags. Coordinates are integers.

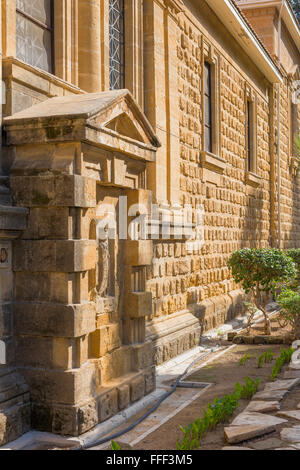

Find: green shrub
<box><xmin>239</xmin><ymin>354</ymin><xmax>251</xmax><ymax>366</ymax></box>
<box><xmin>257</xmin><ymin>350</ymin><xmax>274</xmax><ymax>368</ymax></box>
<box><xmin>277</xmin><ymin>288</ymin><xmax>300</xmax><ymax>339</ymax></box>
<box><xmin>228</xmin><ymin>248</ymin><xmax>297</xmax><ymax>334</ymax></box>
<box><xmin>271</xmin><ymin>347</ymin><xmax>294</xmax><ymax>380</ymax></box>
<box><xmin>177</xmin><ymin>377</ymin><xmax>260</xmax><ymax>450</ymax></box>
<box><xmin>235</xmin><ymin>377</ymin><xmax>261</xmax><ymax>400</ymax></box>
<box><xmin>286</xmin><ymin>249</ymin><xmax>300</xmax><ymax>288</ymax></box>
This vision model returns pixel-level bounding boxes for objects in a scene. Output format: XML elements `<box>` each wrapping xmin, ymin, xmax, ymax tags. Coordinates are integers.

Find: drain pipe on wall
<box><xmin>277</xmin><ymin>1</ymin><xmax>284</xmax><ymax>249</ymax></box>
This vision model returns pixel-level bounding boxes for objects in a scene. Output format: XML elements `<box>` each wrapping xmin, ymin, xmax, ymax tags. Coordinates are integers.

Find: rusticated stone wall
<box><xmin>144</xmin><ymin>0</ymin><xmax>284</xmax><ymax>365</ymax></box>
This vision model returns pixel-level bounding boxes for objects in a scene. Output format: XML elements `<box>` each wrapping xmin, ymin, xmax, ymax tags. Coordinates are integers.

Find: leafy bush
<box><xmin>286</xmin><ymin>249</ymin><xmax>300</xmax><ymax>287</ymax></box>
<box><xmin>271</xmin><ymin>347</ymin><xmax>294</xmax><ymax>380</ymax></box>
<box><xmin>235</xmin><ymin>377</ymin><xmax>261</xmax><ymax>400</ymax></box>
<box><xmin>257</xmin><ymin>350</ymin><xmax>274</xmax><ymax>368</ymax></box>
<box><xmin>228</xmin><ymin>248</ymin><xmax>297</xmax><ymax>334</ymax></box>
<box><xmin>239</xmin><ymin>354</ymin><xmax>251</xmax><ymax>366</ymax></box>
<box><xmin>177</xmin><ymin>377</ymin><xmax>260</xmax><ymax>450</ymax></box>
<box><xmin>277</xmin><ymin>288</ymin><xmax>300</xmax><ymax>339</ymax></box>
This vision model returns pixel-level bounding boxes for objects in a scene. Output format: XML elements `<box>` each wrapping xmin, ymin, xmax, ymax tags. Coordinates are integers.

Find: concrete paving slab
<box><xmin>264</xmin><ymin>379</ymin><xmax>300</xmax><ymax>391</ymax></box>
<box><xmin>254</xmin><ymin>389</ymin><xmax>289</xmax><ymax>401</ymax></box>
<box><xmin>277</xmin><ymin>410</ymin><xmax>300</xmax><ymax>421</ymax></box>
<box><xmin>281</xmin><ymin>426</ymin><xmax>300</xmax><ymax>443</ymax></box>
<box><xmin>248</xmin><ymin>437</ymin><xmax>286</xmax><ymax>450</ymax></box>
<box><xmin>222</xmin><ymin>446</ymin><xmax>253</xmax><ymax>450</ymax></box>
<box><xmin>224</xmin><ymin>424</ymin><xmax>276</xmax><ymax>444</ymax></box>
<box><xmin>245</xmin><ymin>401</ymin><xmax>280</xmax><ymax>413</ymax></box>
<box><xmin>231</xmin><ymin>412</ymin><xmax>287</xmax><ymax>428</ymax></box>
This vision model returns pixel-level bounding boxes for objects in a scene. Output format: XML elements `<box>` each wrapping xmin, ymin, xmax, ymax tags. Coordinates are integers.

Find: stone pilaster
<box><xmin>78</xmin><ymin>0</ymin><xmax>101</xmax><ymax>92</ymax></box>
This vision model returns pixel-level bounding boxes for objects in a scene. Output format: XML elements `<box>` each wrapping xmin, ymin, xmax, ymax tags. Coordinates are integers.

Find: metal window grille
<box><xmin>109</xmin><ymin>0</ymin><xmax>125</xmax><ymax>90</ymax></box>
<box><xmin>247</xmin><ymin>100</ymin><xmax>252</xmax><ymax>171</ymax></box>
<box><xmin>204</xmin><ymin>62</ymin><xmax>213</xmax><ymax>153</ymax></box>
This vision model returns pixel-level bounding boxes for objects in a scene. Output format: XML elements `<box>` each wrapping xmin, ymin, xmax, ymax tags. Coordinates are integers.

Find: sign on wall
<box><xmin>0</xmin><ymin>242</ymin><xmax>11</xmax><ymax>269</ymax></box>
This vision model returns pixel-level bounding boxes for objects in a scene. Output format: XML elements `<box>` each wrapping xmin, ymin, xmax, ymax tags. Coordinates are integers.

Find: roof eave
<box><xmin>205</xmin><ymin>0</ymin><xmax>283</xmax><ymax>83</ymax></box>
<box><xmin>237</xmin><ymin>0</ymin><xmax>300</xmax><ymax>53</ymax></box>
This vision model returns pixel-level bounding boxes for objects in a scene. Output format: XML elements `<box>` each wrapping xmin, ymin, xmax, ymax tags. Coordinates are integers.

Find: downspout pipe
<box><xmin>277</xmin><ymin>1</ymin><xmax>284</xmax><ymax>249</ymax></box>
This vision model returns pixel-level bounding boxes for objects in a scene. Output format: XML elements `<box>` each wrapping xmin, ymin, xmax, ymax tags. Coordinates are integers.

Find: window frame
<box><xmin>245</xmin><ymin>85</ymin><xmax>259</xmax><ymax>185</ymax></box>
<box><xmin>109</xmin><ymin>0</ymin><xmax>125</xmax><ymax>90</ymax></box>
<box><xmin>16</xmin><ymin>0</ymin><xmax>55</xmax><ymax>74</ymax></box>
<box><xmin>204</xmin><ymin>61</ymin><xmax>213</xmax><ymax>154</ymax></box>
<box><xmin>201</xmin><ymin>44</ymin><xmax>224</xmax><ymax>174</ymax></box>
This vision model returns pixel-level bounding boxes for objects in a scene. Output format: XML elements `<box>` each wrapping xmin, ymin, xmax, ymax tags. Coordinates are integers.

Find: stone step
<box><xmin>0</xmin><ymin>401</ymin><xmax>31</xmax><ymax>446</ymax></box>
<box><xmin>0</xmin><ymin>383</ymin><xmax>29</xmax><ymax>406</ymax></box>
<box><xmin>0</xmin><ymin>367</ymin><xmax>13</xmax><ymax>379</ymax></box>
<box><xmin>0</xmin><ymin>369</ymin><xmax>31</xmax><ymax>446</ymax></box>
<box><xmin>0</xmin><ymin>391</ymin><xmax>30</xmax><ymax>412</ymax></box>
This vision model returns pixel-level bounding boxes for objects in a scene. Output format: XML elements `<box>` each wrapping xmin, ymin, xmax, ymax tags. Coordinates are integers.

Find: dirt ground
<box><xmin>239</xmin><ymin>312</ymin><xmax>293</xmax><ymax>338</ymax></box>
<box><xmin>133</xmin><ymin>343</ymin><xmax>299</xmax><ymax>450</ymax></box>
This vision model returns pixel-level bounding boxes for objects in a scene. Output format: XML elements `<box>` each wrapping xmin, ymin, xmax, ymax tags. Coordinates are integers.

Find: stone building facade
<box><xmin>0</xmin><ymin>0</ymin><xmax>299</xmax><ymax>442</ymax></box>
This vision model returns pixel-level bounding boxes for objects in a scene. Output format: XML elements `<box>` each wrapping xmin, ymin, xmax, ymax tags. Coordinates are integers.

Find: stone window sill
<box><xmin>246</xmin><ymin>171</ymin><xmax>261</xmax><ymax>187</ymax></box>
<box><xmin>201</xmin><ymin>151</ymin><xmax>226</xmax><ymax>174</ymax></box>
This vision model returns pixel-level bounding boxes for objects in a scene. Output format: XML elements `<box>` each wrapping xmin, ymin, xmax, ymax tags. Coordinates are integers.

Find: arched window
<box><xmin>109</xmin><ymin>0</ymin><xmax>125</xmax><ymax>90</ymax></box>
<box><xmin>16</xmin><ymin>0</ymin><xmax>54</xmax><ymax>73</ymax></box>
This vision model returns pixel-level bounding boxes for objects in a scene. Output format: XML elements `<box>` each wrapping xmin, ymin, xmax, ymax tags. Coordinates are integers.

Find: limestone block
<box><xmin>0</xmin><ymin>402</ymin><xmax>31</xmax><ymax>446</ymax></box>
<box><xmin>117</xmin><ymin>385</ymin><xmax>130</xmax><ymax>411</ymax></box>
<box><xmin>99</xmin><ymin>346</ymin><xmax>132</xmax><ymax>383</ymax></box>
<box><xmin>10</xmin><ymin>175</ymin><xmax>96</xmax><ymax>208</ymax></box>
<box><xmin>14</xmin><ymin>302</ymin><xmax>96</xmax><ymax>338</ymax></box>
<box><xmin>112</xmin><ymin>158</ymin><xmax>126</xmax><ymax>186</ymax></box>
<box><xmin>21</xmin><ymin>362</ymin><xmax>97</xmax><ymax>404</ymax></box>
<box><xmin>98</xmin><ymin>390</ymin><xmax>118</xmax><ymax>423</ymax></box>
<box><xmin>13</xmin><ymin>240</ymin><xmax>96</xmax><ymax>272</ymax></box>
<box><xmin>231</xmin><ymin>412</ymin><xmax>287</xmax><ymax>428</ymax></box>
<box><xmin>31</xmin><ymin>398</ymin><xmax>99</xmax><ymax>436</ymax></box>
<box><xmin>277</xmin><ymin>410</ymin><xmax>300</xmax><ymax>421</ymax></box>
<box><xmin>144</xmin><ymin>366</ymin><xmax>156</xmax><ymax>394</ymax></box>
<box><xmin>90</xmin><ymin>323</ymin><xmax>121</xmax><ymax>358</ymax></box>
<box><xmin>130</xmin><ymin>375</ymin><xmax>145</xmax><ymax>403</ymax></box>
<box><xmin>0</xmin><ymin>205</ymin><xmax>28</xmax><ymax>232</ymax></box>
<box><xmin>280</xmin><ymin>426</ymin><xmax>300</xmax><ymax>443</ymax></box>
<box><xmin>225</xmin><ymin>424</ymin><xmax>276</xmax><ymax>444</ymax></box>
<box><xmin>245</xmin><ymin>401</ymin><xmax>280</xmax><ymax>413</ymax></box>
<box><xmin>124</xmin><ymin>240</ymin><xmax>153</xmax><ymax>266</ymax></box>
<box><xmin>132</xmin><ymin>342</ymin><xmax>154</xmax><ymax>371</ymax></box>
<box><xmin>125</xmin><ymin>188</ymin><xmax>152</xmax><ymax>215</ymax></box>
<box><xmin>22</xmin><ymin>207</ymin><xmax>69</xmax><ymax>240</ymax></box>
<box><xmin>0</xmin><ymin>270</ymin><xmax>13</xmax><ymax>303</ymax></box>
<box><xmin>126</xmin><ymin>292</ymin><xmax>152</xmax><ymax>319</ymax></box>
<box><xmin>14</xmin><ymin>272</ymin><xmax>70</xmax><ymax>303</ymax></box>
<box><xmin>264</xmin><ymin>379</ymin><xmax>300</xmax><ymax>391</ymax></box>
<box><xmin>254</xmin><ymin>389</ymin><xmax>289</xmax><ymax>401</ymax></box>
<box><xmin>0</xmin><ymin>304</ymin><xmax>12</xmax><ymax>337</ymax></box>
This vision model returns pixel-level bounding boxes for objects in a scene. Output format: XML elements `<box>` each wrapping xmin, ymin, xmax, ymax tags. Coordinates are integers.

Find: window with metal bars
<box><xmin>109</xmin><ymin>0</ymin><xmax>125</xmax><ymax>90</ymax></box>
<box><xmin>247</xmin><ymin>100</ymin><xmax>252</xmax><ymax>171</ymax></box>
<box><xmin>204</xmin><ymin>62</ymin><xmax>213</xmax><ymax>153</ymax></box>
<box><xmin>16</xmin><ymin>0</ymin><xmax>54</xmax><ymax>73</ymax></box>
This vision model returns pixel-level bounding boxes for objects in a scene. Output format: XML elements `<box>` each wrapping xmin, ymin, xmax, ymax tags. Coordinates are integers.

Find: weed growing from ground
<box><xmin>271</xmin><ymin>347</ymin><xmax>294</xmax><ymax>380</ymax></box>
<box><xmin>257</xmin><ymin>350</ymin><xmax>274</xmax><ymax>368</ymax></box>
<box><xmin>239</xmin><ymin>354</ymin><xmax>251</xmax><ymax>366</ymax></box>
<box><xmin>177</xmin><ymin>377</ymin><xmax>260</xmax><ymax>450</ymax></box>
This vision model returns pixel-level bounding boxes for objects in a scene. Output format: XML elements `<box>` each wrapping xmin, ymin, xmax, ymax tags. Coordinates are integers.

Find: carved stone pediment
<box><xmin>4</xmin><ymin>90</ymin><xmax>161</xmax><ymax>157</ymax></box>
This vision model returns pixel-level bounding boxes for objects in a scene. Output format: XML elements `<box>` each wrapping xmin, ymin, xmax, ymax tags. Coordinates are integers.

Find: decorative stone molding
<box><xmin>3</xmin><ymin>90</ymin><xmax>160</xmax><ymax>436</ymax></box>
<box><xmin>201</xmin><ymin>151</ymin><xmax>226</xmax><ymax>174</ymax></box>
